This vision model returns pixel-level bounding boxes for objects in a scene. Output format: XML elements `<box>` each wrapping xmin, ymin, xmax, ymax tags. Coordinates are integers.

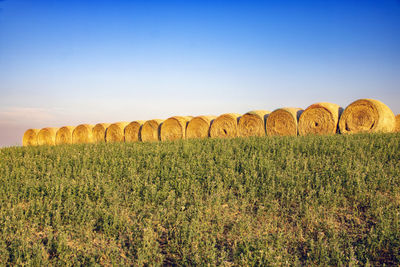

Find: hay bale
<box><xmin>186</xmin><ymin>115</ymin><xmax>216</xmax><ymax>139</ymax></box>
<box><xmin>238</xmin><ymin>110</ymin><xmax>270</xmax><ymax>137</ymax></box>
<box><xmin>160</xmin><ymin>116</ymin><xmax>193</xmax><ymax>141</ymax></box>
<box><xmin>37</xmin><ymin>127</ymin><xmax>59</xmax><ymax>146</ymax></box>
<box><xmin>22</xmin><ymin>129</ymin><xmax>40</xmax><ymax>146</ymax></box>
<box><xmin>92</xmin><ymin>123</ymin><xmax>110</xmax><ymax>143</ymax></box>
<box><xmin>72</xmin><ymin>124</ymin><xmax>94</xmax><ymax>144</ymax></box>
<box><xmin>125</xmin><ymin>120</ymin><xmax>145</xmax><ymax>142</ymax></box>
<box><xmin>140</xmin><ymin>119</ymin><xmax>164</xmax><ymax>142</ymax></box>
<box><xmin>339</xmin><ymin>99</ymin><xmax>395</xmax><ymax>134</ymax></box>
<box><xmin>55</xmin><ymin>126</ymin><xmax>75</xmax><ymax>145</ymax></box>
<box><xmin>266</xmin><ymin>108</ymin><xmax>303</xmax><ymax>136</ymax></box>
<box><xmin>395</xmin><ymin>114</ymin><xmax>400</xmax><ymax>133</ymax></box>
<box><xmin>298</xmin><ymin>103</ymin><xmax>342</xmax><ymax>136</ymax></box>
<box><xmin>209</xmin><ymin>113</ymin><xmax>241</xmax><ymax>138</ymax></box>
<box><xmin>105</xmin><ymin>122</ymin><xmax>129</xmax><ymax>143</ymax></box>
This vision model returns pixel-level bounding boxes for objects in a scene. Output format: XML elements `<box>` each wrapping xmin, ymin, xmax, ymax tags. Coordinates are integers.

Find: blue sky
<box><xmin>0</xmin><ymin>0</ymin><xmax>399</xmax><ymax>146</ymax></box>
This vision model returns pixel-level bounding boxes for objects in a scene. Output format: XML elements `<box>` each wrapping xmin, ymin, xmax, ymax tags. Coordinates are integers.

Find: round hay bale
<box><xmin>160</xmin><ymin>116</ymin><xmax>193</xmax><ymax>141</ymax></box>
<box><xmin>37</xmin><ymin>127</ymin><xmax>59</xmax><ymax>146</ymax></box>
<box><xmin>55</xmin><ymin>126</ymin><xmax>75</xmax><ymax>145</ymax></box>
<box><xmin>105</xmin><ymin>122</ymin><xmax>129</xmax><ymax>143</ymax></box>
<box><xmin>395</xmin><ymin>114</ymin><xmax>400</xmax><ymax>133</ymax></box>
<box><xmin>238</xmin><ymin>110</ymin><xmax>270</xmax><ymax>137</ymax></box>
<box><xmin>186</xmin><ymin>115</ymin><xmax>216</xmax><ymax>139</ymax></box>
<box><xmin>209</xmin><ymin>113</ymin><xmax>241</xmax><ymax>138</ymax></box>
<box><xmin>298</xmin><ymin>103</ymin><xmax>342</xmax><ymax>136</ymax></box>
<box><xmin>22</xmin><ymin>129</ymin><xmax>40</xmax><ymax>146</ymax></box>
<box><xmin>125</xmin><ymin>120</ymin><xmax>145</xmax><ymax>142</ymax></box>
<box><xmin>266</xmin><ymin>108</ymin><xmax>303</xmax><ymax>136</ymax></box>
<box><xmin>140</xmin><ymin>119</ymin><xmax>164</xmax><ymax>142</ymax></box>
<box><xmin>338</xmin><ymin>99</ymin><xmax>395</xmax><ymax>134</ymax></box>
<box><xmin>72</xmin><ymin>124</ymin><xmax>94</xmax><ymax>144</ymax></box>
<box><xmin>92</xmin><ymin>123</ymin><xmax>110</xmax><ymax>143</ymax></box>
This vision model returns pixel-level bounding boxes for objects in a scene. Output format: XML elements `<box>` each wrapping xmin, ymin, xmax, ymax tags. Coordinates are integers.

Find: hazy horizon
<box><xmin>1</xmin><ymin>0</ymin><xmax>399</xmax><ymax>147</ymax></box>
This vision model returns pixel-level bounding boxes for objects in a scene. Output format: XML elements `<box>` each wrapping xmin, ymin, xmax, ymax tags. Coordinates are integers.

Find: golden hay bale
<box><xmin>160</xmin><ymin>116</ymin><xmax>193</xmax><ymax>141</ymax></box>
<box><xmin>140</xmin><ymin>119</ymin><xmax>164</xmax><ymax>142</ymax></box>
<box><xmin>105</xmin><ymin>122</ymin><xmax>129</xmax><ymax>143</ymax></box>
<box><xmin>298</xmin><ymin>103</ymin><xmax>342</xmax><ymax>136</ymax></box>
<box><xmin>209</xmin><ymin>113</ymin><xmax>241</xmax><ymax>138</ymax></box>
<box><xmin>266</xmin><ymin>108</ymin><xmax>303</xmax><ymax>136</ymax></box>
<box><xmin>55</xmin><ymin>126</ymin><xmax>75</xmax><ymax>145</ymax></box>
<box><xmin>37</xmin><ymin>127</ymin><xmax>59</xmax><ymax>146</ymax></box>
<box><xmin>186</xmin><ymin>115</ymin><xmax>216</xmax><ymax>139</ymax></box>
<box><xmin>238</xmin><ymin>110</ymin><xmax>270</xmax><ymax>137</ymax></box>
<box><xmin>92</xmin><ymin>123</ymin><xmax>110</xmax><ymax>143</ymax></box>
<box><xmin>125</xmin><ymin>120</ymin><xmax>145</xmax><ymax>142</ymax></box>
<box><xmin>339</xmin><ymin>99</ymin><xmax>395</xmax><ymax>134</ymax></box>
<box><xmin>395</xmin><ymin>114</ymin><xmax>400</xmax><ymax>133</ymax></box>
<box><xmin>22</xmin><ymin>129</ymin><xmax>40</xmax><ymax>146</ymax></box>
<box><xmin>72</xmin><ymin>124</ymin><xmax>94</xmax><ymax>144</ymax></box>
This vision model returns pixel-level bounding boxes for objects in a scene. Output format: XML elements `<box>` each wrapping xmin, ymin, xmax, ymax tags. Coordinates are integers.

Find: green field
<box><xmin>1</xmin><ymin>134</ymin><xmax>399</xmax><ymax>265</ymax></box>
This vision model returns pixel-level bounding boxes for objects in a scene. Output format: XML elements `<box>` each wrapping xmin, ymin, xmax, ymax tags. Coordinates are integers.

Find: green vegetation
<box><xmin>0</xmin><ymin>134</ymin><xmax>399</xmax><ymax>265</ymax></box>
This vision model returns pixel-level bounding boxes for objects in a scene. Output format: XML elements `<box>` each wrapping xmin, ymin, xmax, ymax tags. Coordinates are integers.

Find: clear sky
<box><xmin>1</xmin><ymin>0</ymin><xmax>399</xmax><ymax>147</ymax></box>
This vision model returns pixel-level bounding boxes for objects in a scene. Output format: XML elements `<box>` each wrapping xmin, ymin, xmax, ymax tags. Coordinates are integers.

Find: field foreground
<box><xmin>0</xmin><ymin>134</ymin><xmax>399</xmax><ymax>265</ymax></box>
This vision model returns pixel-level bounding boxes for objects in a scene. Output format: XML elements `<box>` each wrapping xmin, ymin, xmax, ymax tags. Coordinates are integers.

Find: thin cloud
<box><xmin>0</xmin><ymin>122</ymin><xmax>26</xmax><ymax>147</ymax></box>
<box><xmin>0</xmin><ymin>107</ymin><xmax>56</xmax><ymax>125</ymax></box>
<box><xmin>0</xmin><ymin>106</ymin><xmax>60</xmax><ymax>147</ymax></box>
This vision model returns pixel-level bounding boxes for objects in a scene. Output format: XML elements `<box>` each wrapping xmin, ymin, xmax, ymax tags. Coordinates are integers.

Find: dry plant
<box><xmin>55</xmin><ymin>126</ymin><xmax>75</xmax><ymax>145</ymax></box>
<box><xmin>339</xmin><ymin>99</ymin><xmax>395</xmax><ymax>134</ymax></box>
<box><xmin>186</xmin><ymin>116</ymin><xmax>216</xmax><ymax>139</ymax></box>
<box><xmin>395</xmin><ymin>114</ymin><xmax>400</xmax><ymax>133</ymax></box>
<box><xmin>266</xmin><ymin>108</ymin><xmax>303</xmax><ymax>136</ymax></box>
<box><xmin>160</xmin><ymin>116</ymin><xmax>193</xmax><ymax>141</ymax></box>
<box><xmin>125</xmin><ymin>121</ymin><xmax>145</xmax><ymax>142</ymax></box>
<box><xmin>72</xmin><ymin>124</ymin><xmax>94</xmax><ymax>144</ymax></box>
<box><xmin>209</xmin><ymin>113</ymin><xmax>241</xmax><ymax>138</ymax></box>
<box><xmin>105</xmin><ymin>122</ymin><xmax>129</xmax><ymax>143</ymax></box>
<box><xmin>298</xmin><ymin>103</ymin><xmax>342</xmax><ymax>136</ymax></box>
<box><xmin>22</xmin><ymin>129</ymin><xmax>40</xmax><ymax>146</ymax></box>
<box><xmin>141</xmin><ymin>119</ymin><xmax>164</xmax><ymax>142</ymax></box>
<box><xmin>92</xmin><ymin>123</ymin><xmax>110</xmax><ymax>143</ymax></box>
<box><xmin>37</xmin><ymin>127</ymin><xmax>59</xmax><ymax>146</ymax></box>
<box><xmin>238</xmin><ymin>110</ymin><xmax>270</xmax><ymax>137</ymax></box>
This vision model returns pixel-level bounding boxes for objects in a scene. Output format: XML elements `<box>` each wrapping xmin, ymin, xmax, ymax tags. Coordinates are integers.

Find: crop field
<box><xmin>1</xmin><ymin>133</ymin><xmax>399</xmax><ymax>265</ymax></box>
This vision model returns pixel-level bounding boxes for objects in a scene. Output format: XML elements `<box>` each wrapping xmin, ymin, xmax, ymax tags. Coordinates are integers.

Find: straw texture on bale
<box><xmin>92</xmin><ymin>123</ymin><xmax>110</xmax><ymax>143</ymax></box>
<box><xmin>105</xmin><ymin>122</ymin><xmax>129</xmax><ymax>143</ymax></box>
<box><xmin>298</xmin><ymin>103</ymin><xmax>342</xmax><ymax>136</ymax></box>
<box><xmin>186</xmin><ymin>116</ymin><xmax>216</xmax><ymax>139</ymax></box>
<box><xmin>37</xmin><ymin>127</ymin><xmax>59</xmax><ymax>146</ymax></box>
<box><xmin>160</xmin><ymin>116</ymin><xmax>193</xmax><ymax>141</ymax></box>
<box><xmin>141</xmin><ymin>119</ymin><xmax>164</xmax><ymax>142</ymax></box>
<box><xmin>55</xmin><ymin>126</ymin><xmax>75</xmax><ymax>145</ymax></box>
<box><xmin>209</xmin><ymin>113</ymin><xmax>241</xmax><ymax>138</ymax></box>
<box><xmin>395</xmin><ymin>115</ymin><xmax>400</xmax><ymax>133</ymax></box>
<box><xmin>72</xmin><ymin>124</ymin><xmax>94</xmax><ymax>144</ymax></box>
<box><xmin>339</xmin><ymin>99</ymin><xmax>395</xmax><ymax>134</ymax></box>
<box><xmin>22</xmin><ymin>129</ymin><xmax>40</xmax><ymax>146</ymax></box>
<box><xmin>238</xmin><ymin>110</ymin><xmax>270</xmax><ymax>137</ymax></box>
<box><xmin>125</xmin><ymin>120</ymin><xmax>145</xmax><ymax>142</ymax></box>
<box><xmin>266</xmin><ymin>108</ymin><xmax>303</xmax><ymax>136</ymax></box>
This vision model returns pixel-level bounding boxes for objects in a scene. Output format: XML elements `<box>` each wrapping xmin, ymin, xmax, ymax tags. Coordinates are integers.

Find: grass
<box><xmin>0</xmin><ymin>133</ymin><xmax>399</xmax><ymax>265</ymax></box>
